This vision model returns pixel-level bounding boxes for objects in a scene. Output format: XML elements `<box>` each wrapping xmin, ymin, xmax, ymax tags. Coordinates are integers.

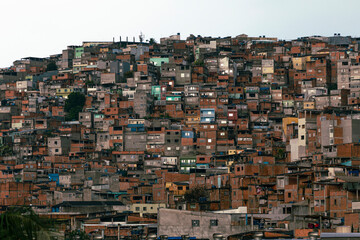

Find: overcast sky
<box><xmin>0</xmin><ymin>0</ymin><xmax>359</xmax><ymax>68</ymax></box>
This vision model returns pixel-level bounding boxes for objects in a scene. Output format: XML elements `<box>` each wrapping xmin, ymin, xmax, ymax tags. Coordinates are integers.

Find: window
<box><xmin>143</xmin><ymin>207</ymin><xmax>147</xmax><ymax>211</ymax></box>
<box><xmin>135</xmin><ymin>207</ymin><xmax>140</xmax><ymax>211</ymax></box>
<box><xmin>288</xmin><ymin>192</ymin><xmax>291</xmax><ymax>198</ymax></box>
<box><xmin>210</xmin><ymin>219</ymin><xmax>218</xmax><ymax>226</ymax></box>
<box><xmin>287</xmin><ymin>207</ymin><xmax>292</xmax><ymax>214</ymax></box>
<box><xmin>192</xmin><ymin>220</ymin><xmax>200</xmax><ymax>227</ymax></box>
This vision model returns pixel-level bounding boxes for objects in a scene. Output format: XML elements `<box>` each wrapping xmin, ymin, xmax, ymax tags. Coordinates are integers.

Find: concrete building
<box><xmin>134</xmin><ymin>90</ymin><xmax>153</xmax><ymax>118</ymax></box>
<box><xmin>47</xmin><ymin>136</ymin><xmax>71</xmax><ymax>156</ymax></box>
<box><xmin>130</xmin><ymin>203</ymin><xmax>166</xmax><ymax>217</ymax></box>
<box><xmin>175</xmin><ymin>64</ymin><xmax>191</xmax><ymax>85</ymax></box>
<box><xmin>157</xmin><ymin>208</ymin><xmax>254</xmax><ymax>239</ymax></box>
<box><xmin>337</xmin><ymin>59</ymin><xmax>352</xmax><ymax>90</ymax></box>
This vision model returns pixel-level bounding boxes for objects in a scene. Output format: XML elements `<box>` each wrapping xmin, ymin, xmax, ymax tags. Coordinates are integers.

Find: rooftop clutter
<box><xmin>1</xmin><ymin>33</ymin><xmax>360</xmax><ymax>239</ymax></box>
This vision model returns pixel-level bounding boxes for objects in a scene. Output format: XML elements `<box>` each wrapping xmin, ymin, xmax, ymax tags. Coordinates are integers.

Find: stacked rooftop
<box><xmin>1</xmin><ymin>33</ymin><xmax>360</xmax><ymax>239</ymax></box>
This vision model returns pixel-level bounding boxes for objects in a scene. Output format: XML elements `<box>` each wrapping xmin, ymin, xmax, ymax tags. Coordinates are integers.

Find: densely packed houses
<box><xmin>1</xmin><ymin>33</ymin><xmax>360</xmax><ymax>239</ymax></box>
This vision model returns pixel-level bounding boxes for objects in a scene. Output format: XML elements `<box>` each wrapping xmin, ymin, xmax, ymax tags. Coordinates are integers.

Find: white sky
<box><xmin>0</xmin><ymin>0</ymin><xmax>359</xmax><ymax>68</ymax></box>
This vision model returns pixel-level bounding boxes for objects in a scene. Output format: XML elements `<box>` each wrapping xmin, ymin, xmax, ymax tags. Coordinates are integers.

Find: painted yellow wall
<box><xmin>282</xmin><ymin>117</ymin><xmax>298</xmax><ymax>136</ymax></box>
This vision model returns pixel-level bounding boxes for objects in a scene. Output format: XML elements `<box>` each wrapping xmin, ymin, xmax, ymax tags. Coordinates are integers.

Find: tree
<box><xmin>0</xmin><ymin>144</ymin><xmax>13</xmax><ymax>157</ymax></box>
<box><xmin>0</xmin><ymin>206</ymin><xmax>54</xmax><ymax>240</ymax></box>
<box><xmin>184</xmin><ymin>185</ymin><xmax>208</xmax><ymax>203</ymax></box>
<box><xmin>85</xmin><ymin>80</ymin><xmax>95</xmax><ymax>87</ymax></box>
<box><xmin>274</xmin><ymin>148</ymin><xmax>286</xmax><ymax>161</ymax></box>
<box><xmin>65</xmin><ymin>92</ymin><xmax>86</xmax><ymax>121</ymax></box>
<box><xmin>149</xmin><ymin>38</ymin><xmax>157</xmax><ymax>45</ymax></box>
<box><xmin>193</xmin><ymin>59</ymin><xmax>204</xmax><ymax>66</ymax></box>
<box><xmin>46</xmin><ymin>61</ymin><xmax>57</xmax><ymax>71</ymax></box>
<box><xmin>186</xmin><ymin>53</ymin><xmax>195</xmax><ymax>64</ymax></box>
